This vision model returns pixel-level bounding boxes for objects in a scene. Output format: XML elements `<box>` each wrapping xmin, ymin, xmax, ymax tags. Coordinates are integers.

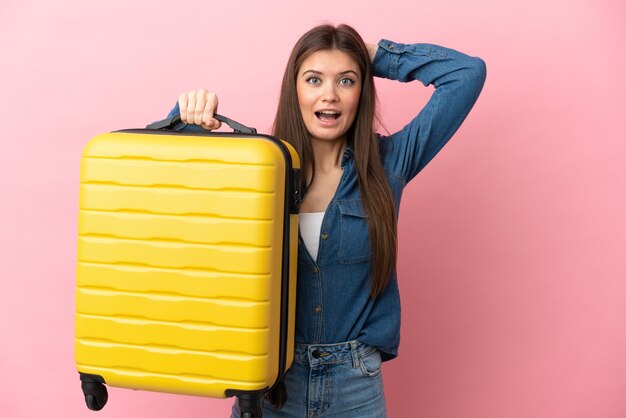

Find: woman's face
<box><xmin>296</xmin><ymin>49</ymin><xmax>362</xmax><ymax>144</ymax></box>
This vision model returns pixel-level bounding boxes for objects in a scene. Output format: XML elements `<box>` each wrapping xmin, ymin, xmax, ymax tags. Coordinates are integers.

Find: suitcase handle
<box><xmin>146</xmin><ymin>114</ymin><xmax>257</xmax><ymax>134</ymax></box>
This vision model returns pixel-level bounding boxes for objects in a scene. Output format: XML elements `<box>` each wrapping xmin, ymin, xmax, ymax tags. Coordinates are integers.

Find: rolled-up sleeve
<box><xmin>373</xmin><ymin>39</ymin><xmax>486</xmax><ymax>182</ymax></box>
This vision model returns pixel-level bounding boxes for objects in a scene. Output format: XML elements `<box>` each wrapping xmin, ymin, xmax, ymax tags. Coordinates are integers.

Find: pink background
<box><xmin>1</xmin><ymin>0</ymin><xmax>625</xmax><ymax>417</ymax></box>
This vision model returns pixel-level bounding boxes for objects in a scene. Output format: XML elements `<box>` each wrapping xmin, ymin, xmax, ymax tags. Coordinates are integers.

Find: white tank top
<box><xmin>298</xmin><ymin>212</ymin><xmax>325</xmax><ymax>261</ymax></box>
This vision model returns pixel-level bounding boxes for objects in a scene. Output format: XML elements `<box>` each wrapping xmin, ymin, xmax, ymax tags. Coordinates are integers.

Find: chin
<box><xmin>310</xmin><ymin>129</ymin><xmax>349</xmax><ymax>142</ymax></box>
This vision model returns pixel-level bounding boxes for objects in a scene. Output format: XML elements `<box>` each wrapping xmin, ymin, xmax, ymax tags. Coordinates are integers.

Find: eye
<box><xmin>306</xmin><ymin>76</ymin><xmax>321</xmax><ymax>85</ymax></box>
<box><xmin>338</xmin><ymin>77</ymin><xmax>355</xmax><ymax>87</ymax></box>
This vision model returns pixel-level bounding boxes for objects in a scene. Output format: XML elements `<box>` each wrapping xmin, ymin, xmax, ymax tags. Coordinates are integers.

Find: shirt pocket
<box><xmin>337</xmin><ymin>199</ymin><xmax>371</xmax><ymax>264</ymax></box>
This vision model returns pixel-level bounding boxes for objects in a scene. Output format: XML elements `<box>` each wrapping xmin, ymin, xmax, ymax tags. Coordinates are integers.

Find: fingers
<box><xmin>199</xmin><ymin>90</ymin><xmax>221</xmax><ymax>130</ymax></box>
<box><xmin>178</xmin><ymin>89</ymin><xmax>221</xmax><ymax>130</ymax></box>
<box><xmin>193</xmin><ymin>92</ymin><xmax>207</xmax><ymax>125</ymax></box>
<box><xmin>178</xmin><ymin>91</ymin><xmax>189</xmax><ymax>123</ymax></box>
<box><xmin>202</xmin><ymin>94</ymin><xmax>221</xmax><ymax>130</ymax></box>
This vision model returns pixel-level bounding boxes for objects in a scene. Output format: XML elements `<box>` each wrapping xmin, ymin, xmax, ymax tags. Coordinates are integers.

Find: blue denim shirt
<box><xmin>166</xmin><ymin>39</ymin><xmax>486</xmax><ymax>361</ymax></box>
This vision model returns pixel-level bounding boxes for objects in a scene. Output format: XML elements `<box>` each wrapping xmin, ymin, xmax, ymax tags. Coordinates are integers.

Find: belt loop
<box><xmin>350</xmin><ymin>341</ymin><xmax>359</xmax><ymax>368</ymax></box>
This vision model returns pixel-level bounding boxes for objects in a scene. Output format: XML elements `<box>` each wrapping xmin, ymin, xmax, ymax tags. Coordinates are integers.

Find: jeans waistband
<box><xmin>293</xmin><ymin>340</ymin><xmax>377</xmax><ymax>367</ymax></box>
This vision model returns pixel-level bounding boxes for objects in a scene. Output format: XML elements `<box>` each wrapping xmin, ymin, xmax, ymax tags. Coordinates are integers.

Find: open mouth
<box><xmin>315</xmin><ymin>110</ymin><xmax>341</xmax><ymax>121</ymax></box>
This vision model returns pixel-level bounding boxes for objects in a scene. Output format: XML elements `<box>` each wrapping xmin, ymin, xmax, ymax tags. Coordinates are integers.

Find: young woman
<box><xmin>167</xmin><ymin>23</ymin><xmax>486</xmax><ymax>418</ymax></box>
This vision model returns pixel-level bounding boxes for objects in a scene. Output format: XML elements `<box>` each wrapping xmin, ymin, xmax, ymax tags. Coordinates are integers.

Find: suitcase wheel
<box><xmin>237</xmin><ymin>393</ymin><xmax>263</xmax><ymax>418</ymax></box>
<box><xmin>82</xmin><ymin>381</ymin><xmax>108</xmax><ymax>411</ymax></box>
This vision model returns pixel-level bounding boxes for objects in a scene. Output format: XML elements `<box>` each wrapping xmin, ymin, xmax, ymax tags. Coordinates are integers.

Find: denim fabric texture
<box><xmin>166</xmin><ymin>39</ymin><xmax>486</xmax><ymax>362</ymax></box>
<box><xmin>230</xmin><ymin>341</ymin><xmax>386</xmax><ymax>418</ymax></box>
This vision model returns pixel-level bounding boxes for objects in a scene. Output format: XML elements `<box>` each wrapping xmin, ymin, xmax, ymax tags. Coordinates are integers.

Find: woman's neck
<box><xmin>310</xmin><ymin>137</ymin><xmax>347</xmax><ymax>174</ymax></box>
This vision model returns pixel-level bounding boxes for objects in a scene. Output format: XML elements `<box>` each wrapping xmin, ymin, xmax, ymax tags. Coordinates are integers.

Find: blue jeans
<box><xmin>231</xmin><ymin>340</ymin><xmax>387</xmax><ymax>417</ymax></box>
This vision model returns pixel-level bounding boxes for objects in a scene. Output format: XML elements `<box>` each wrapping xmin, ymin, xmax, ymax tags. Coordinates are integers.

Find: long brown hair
<box><xmin>273</xmin><ymin>24</ymin><xmax>397</xmax><ymax>297</ymax></box>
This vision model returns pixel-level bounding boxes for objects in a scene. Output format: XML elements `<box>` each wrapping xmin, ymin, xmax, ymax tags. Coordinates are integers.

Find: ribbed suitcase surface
<box><xmin>75</xmin><ymin>130</ymin><xmax>299</xmax><ymax>399</ymax></box>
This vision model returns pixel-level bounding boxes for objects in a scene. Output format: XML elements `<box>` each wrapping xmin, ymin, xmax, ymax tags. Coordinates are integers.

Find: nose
<box><xmin>321</xmin><ymin>83</ymin><xmax>338</xmax><ymax>102</ymax></box>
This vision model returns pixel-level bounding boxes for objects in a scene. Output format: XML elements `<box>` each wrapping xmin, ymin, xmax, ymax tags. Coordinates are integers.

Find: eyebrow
<box><xmin>301</xmin><ymin>69</ymin><xmax>360</xmax><ymax>77</ymax></box>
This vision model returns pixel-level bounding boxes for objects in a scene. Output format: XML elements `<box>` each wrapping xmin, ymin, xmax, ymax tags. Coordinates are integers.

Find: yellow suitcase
<box><xmin>75</xmin><ymin>114</ymin><xmax>301</xmax><ymax>417</ymax></box>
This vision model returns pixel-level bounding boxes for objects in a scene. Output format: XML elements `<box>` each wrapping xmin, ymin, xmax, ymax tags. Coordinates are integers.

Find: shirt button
<box><xmin>312</xmin><ymin>349</ymin><xmax>321</xmax><ymax>359</ymax></box>
<box><xmin>313</xmin><ymin>266</ymin><xmax>319</xmax><ymax>273</ymax></box>
<box><xmin>314</xmin><ymin>305</ymin><xmax>322</xmax><ymax>313</ymax></box>
<box><xmin>321</xmin><ymin>233</ymin><xmax>328</xmax><ymax>240</ymax></box>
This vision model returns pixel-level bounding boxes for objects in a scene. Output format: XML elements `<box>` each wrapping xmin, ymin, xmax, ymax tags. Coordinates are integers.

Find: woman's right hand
<box><xmin>178</xmin><ymin>89</ymin><xmax>222</xmax><ymax>130</ymax></box>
